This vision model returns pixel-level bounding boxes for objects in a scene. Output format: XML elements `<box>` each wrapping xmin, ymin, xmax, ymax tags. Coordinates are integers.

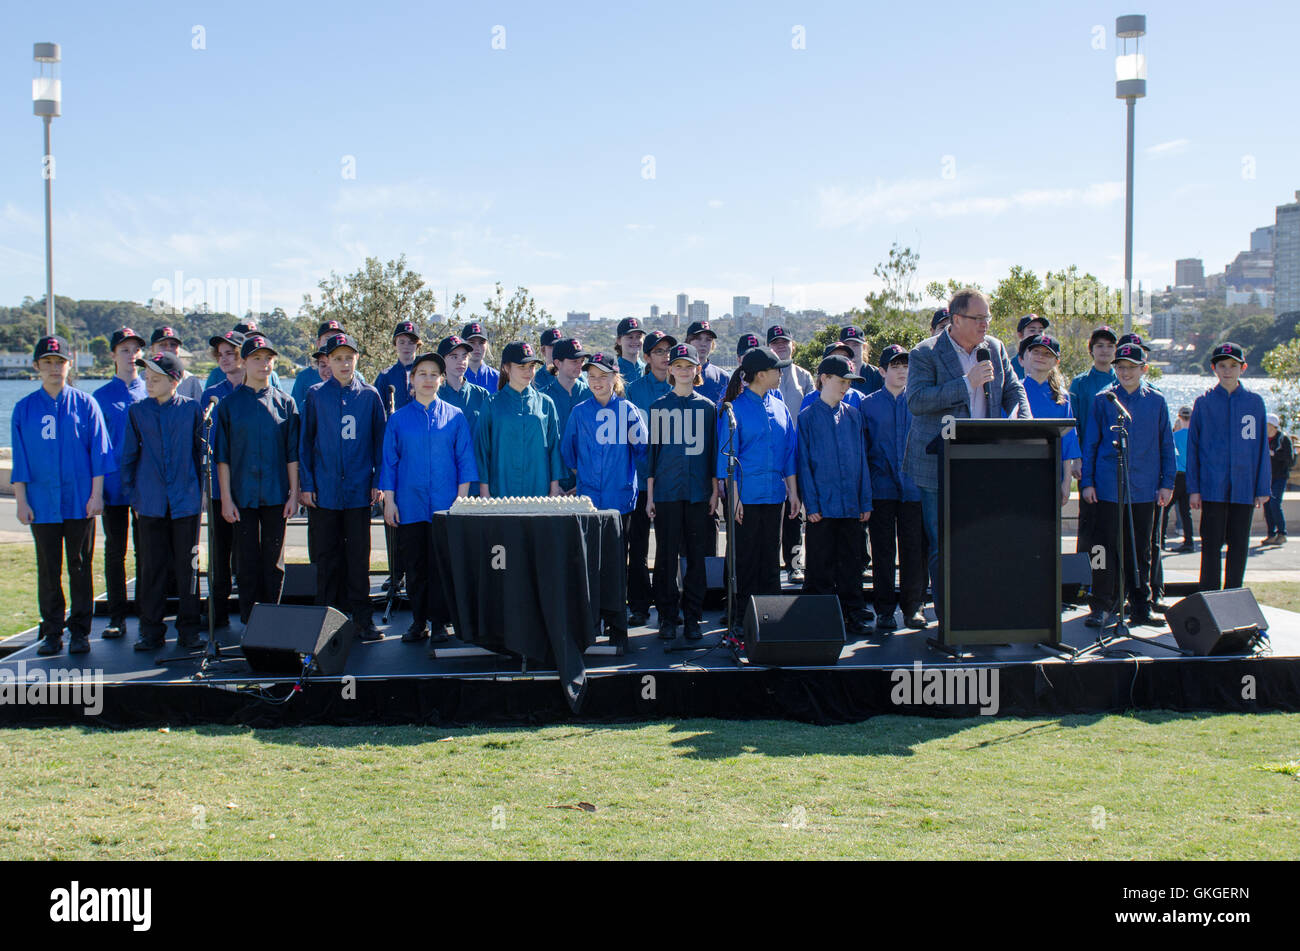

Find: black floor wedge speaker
<box><xmin>742</xmin><ymin>595</ymin><xmax>845</xmax><ymax>666</ymax></box>
<box><xmin>241</xmin><ymin>604</ymin><xmax>356</xmax><ymax>675</ymax></box>
<box><xmin>1166</xmin><ymin>589</ymin><xmax>1268</xmax><ymax>656</ymax></box>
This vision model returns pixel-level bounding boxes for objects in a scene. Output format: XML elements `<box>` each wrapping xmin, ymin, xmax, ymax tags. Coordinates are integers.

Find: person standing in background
<box><xmin>768</xmin><ymin>324</ymin><xmax>814</xmax><ymax>583</ymax></box>
<box><xmin>1162</xmin><ymin>405</ymin><xmax>1195</xmax><ymax>554</ymax></box>
<box><xmin>149</xmin><ymin>326</ymin><xmax>205</xmax><ymax>402</ymax></box>
<box><xmin>1263</xmin><ymin>413</ymin><xmax>1294</xmax><ymax>546</ymax></box>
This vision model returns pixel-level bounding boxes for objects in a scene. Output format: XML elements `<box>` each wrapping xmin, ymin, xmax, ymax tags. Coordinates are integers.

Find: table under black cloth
<box><xmin>431</xmin><ymin>510</ymin><xmax>627</xmax><ymax>711</ymax></box>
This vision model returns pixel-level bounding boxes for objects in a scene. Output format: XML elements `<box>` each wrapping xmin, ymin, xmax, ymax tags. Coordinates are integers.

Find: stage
<box><xmin>0</xmin><ymin>573</ymin><xmax>1297</xmax><ymax>727</ymax></box>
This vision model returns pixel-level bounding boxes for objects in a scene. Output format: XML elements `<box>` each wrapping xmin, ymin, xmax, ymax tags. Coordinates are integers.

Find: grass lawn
<box><xmin>0</xmin><ymin>714</ymin><xmax>1295</xmax><ymax>860</ymax></box>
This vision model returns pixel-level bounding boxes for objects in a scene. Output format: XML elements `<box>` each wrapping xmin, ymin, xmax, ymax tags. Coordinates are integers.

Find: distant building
<box><xmin>565</xmin><ymin>311</ymin><xmax>590</xmax><ymax>324</ymax></box>
<box><xmin>687</xmin><ymin>300</ymin><xmax>709</xmax><ymax>322</ymax></box>
<box><xmin>1252</xmin><ymin>225</ymin><xmax>1276</xmax><ymax>254</ymax></box>
<box><xmin>1225</xmin><ymin>288</ymin><xmax>1273</xmax><ymax>308</ymax></box>
<box><xmin>1277</xmin><ymin>192</ymin><xmax>1300</xmax><ymax>315</ymax></box>
<box><xmin>650</xmin><ymin>305</ymin><xmax>659</xmax><ymax>322</ymax></box>
<box><xmin>1226</xmin><ymin>250</ymin><xmax>1274</xmax><ymax>291</ymax></box>
<box><xmin>676</xmin><ymin>294</ymin><xmax>688</xmax><ymax>320</ymax></box>
<box><xmin>1175</xmin><ymin>258</ymin><xmax>1204</xmax><ymax>290</ymax></box>
<box><xmin>1204</xmin><ymin>271</ymin><xmax>1226</xmax><ymax>298</ymax></box>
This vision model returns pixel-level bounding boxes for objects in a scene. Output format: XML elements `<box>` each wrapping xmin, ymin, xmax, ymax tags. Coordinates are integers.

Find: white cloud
<box><xmin>818</xmin><ymin>179</ymin><xmax>1123</xmax><ymax>228</ymax></box>
<box><xmin>1146</xmin><ymin>138</ymin><xmax>1190</xmax><ymax>157</ymax></box>
<box><xmin>707</xmin><ymin>199</ymin><xmax>724</xmax><ymax>209</ymax></box>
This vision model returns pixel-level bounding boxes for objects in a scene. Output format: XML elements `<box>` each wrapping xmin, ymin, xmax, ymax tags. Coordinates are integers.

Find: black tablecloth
<box><xmin>431</xmin><ymin>511</ymin><xmax>626</xmax><ymax>711</ymax></box>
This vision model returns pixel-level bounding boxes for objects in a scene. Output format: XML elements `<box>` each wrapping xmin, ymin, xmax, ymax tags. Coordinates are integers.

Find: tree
<box><xmin>463</xmin><ymin>283</ymin><xmax>554</xmax><ymax>360</ymax></box>
<box><xmin>863</xmin><ymin>243</ymin><xmax>921</xmax><ymax>325</ymax></box>
<box><xmin>299</xmin><ymin>255</ymin><xmax>438</xmax><ymax>380</ymax></box>
<box><xmin>1263</xmin><ymin>339</ymin><xmax>1300</xmax><ymax>429</ymax></box>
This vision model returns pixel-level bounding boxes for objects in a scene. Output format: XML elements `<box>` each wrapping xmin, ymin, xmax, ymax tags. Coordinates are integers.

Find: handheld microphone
<box><xmin>975</xmin><ymin>346</ymin><xmax>992</xmax><ymax>416</ymax></box>
<box><xmin>1105</xmin><ymin>389</ymin><xmax>1132</xmax><ymax>421</ymax></box>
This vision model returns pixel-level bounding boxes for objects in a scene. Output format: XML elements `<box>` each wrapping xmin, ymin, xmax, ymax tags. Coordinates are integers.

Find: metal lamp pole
<box><xmin>1115</xmin><ymin>16</ymin><xmax>1147</xmax><ymax>336</ymax></box>
<box><xmin>33</xmin><ymin>42</ymin><xmax>61</xmax><ymax>338</ymax></box>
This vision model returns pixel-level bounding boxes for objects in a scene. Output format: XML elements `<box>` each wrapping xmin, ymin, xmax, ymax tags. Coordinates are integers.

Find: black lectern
<box><xmin>934</xmin><ymin>418</ymin><xmax>1078</xmax><ymax>650</ymax></box>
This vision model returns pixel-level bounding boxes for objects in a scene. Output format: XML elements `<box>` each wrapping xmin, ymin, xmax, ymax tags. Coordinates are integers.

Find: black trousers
<box><xmin>1093</xmin><ymin>501</ymin><xmax>1154</xmax><ymax>614</ymax></box>
<box><xmin>1199</xmin><ymin>501</ymin><xmax>1254</xmax><ymax>592</ymax></box>
<box><xmin>313</xmin><ymin>507</ymin><xmax>373</xmax><ymax>623</ymax></box>
<box><xmin>234</xmin><ymin>505</ymin><xmax>286</xmax><ymax>623</ymax></box>
<box><xmin>101</xmin><ymin>504</ymin><xmax>139</xmax><ymax>621</ymax></box>
<box><xmin>137</xmin><ymin>513</ymin><xmax>202</xmax><ymax>641</ymax></box>
<box><xmin>626</xmin><ymin>490</ymin><xmax>653</xmax><ymax>614</ymax></box>
<box><xmin>735</xmin><ymin>502</ymin><xmax>783</xmax><ymax>615</ymax></box>
<box><xmin>802</xmin><ymin>517</ymin><xmax>865</xmax><ymax>614</ymax></box>
<box><xmin>867</xmin><ymin>499</ymin><xmax>926</xmax><ymax>616</ymax></box>
<box><xmin>780</xmin><ymin>499</ymin><xmax>803</xmax><ymax>571</ymax></box>
<box><xmin>1077</xmin><ymin>498</ymin><xmax>1100</xmax><ymax>558</ymax></box>
<box><xmin>32</xmin><ymin>519</ymin><xmax>95</xmax><ymax>640</ymax></box>
<box><xmin>398</xmin><ymin>521</ymin><xmax>449</xmax><ymax>628</ymax></box>
<box><xmin>1161</xmin><ymin>471</ymin><xmax>1193</xmax><ymax>546</ymax></box>
<box><xmin>652</xmin><ymin>500</ymin><xmax>712</xmax><ymax>623</ymax></box>
<box><xmin>209</xmin><ymin>500</ymin><xmax>236</xmax><ymax>626</ymax></box>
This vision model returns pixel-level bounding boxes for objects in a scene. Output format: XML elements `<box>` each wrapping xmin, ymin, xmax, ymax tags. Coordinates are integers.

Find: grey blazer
<box><xmin>902</xmin><ymin>331</ymin><xmax>1030</xmax><ymax>490</ymax></box>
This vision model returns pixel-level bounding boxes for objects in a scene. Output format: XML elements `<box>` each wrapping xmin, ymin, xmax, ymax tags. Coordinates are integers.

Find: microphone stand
<box><xmin>381</xmin><ymin>385</ymin><xmax>403</xmax><ymax>623</ymax></box>
<box><xmin>721</xmin><ymin>401</ymin><xmax>743</xmax><ymax>664</ymax></box>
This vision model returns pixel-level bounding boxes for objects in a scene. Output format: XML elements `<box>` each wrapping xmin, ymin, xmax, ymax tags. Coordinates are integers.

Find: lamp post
<box><xmin>33</xmin><ymin>42</ymin><xmax>61</xmax><ymax>338</ymax></box>
<box><xmin>1115</xmin><ymin>16</ymin><xmax>1146</xmax><ymax>336</ymax></box>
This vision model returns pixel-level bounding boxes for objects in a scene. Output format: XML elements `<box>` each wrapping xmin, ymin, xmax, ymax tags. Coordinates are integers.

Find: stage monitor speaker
<box><xmin>241</xmin><ymin>604</ymin><xmax>356</xmax><ymax>675</ymax></box>
<box><xmin>1166</xmin><ymin>589</ymin><xmax>1268</xmax><ymax>656</ymax></box>
<box><xmin>281</xmin><ymin>563</ymin><xmax>317</xmax><ymax>600</ymax></box>
<box><xmin>743</xmin><ymin>595</ymin><xmax>845</xmax><ymax>666</ymax></box>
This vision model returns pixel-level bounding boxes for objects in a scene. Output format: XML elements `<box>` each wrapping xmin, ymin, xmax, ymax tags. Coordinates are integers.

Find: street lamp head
<box><xmin>33</xmin><ymin>42</ymin><xmax>61</xmax><ymax>117</ymax></box>
<box><xmin>1115</xmin><ymin>16</ymin><xmax>1146</xmax><ymax>100</ymax></box>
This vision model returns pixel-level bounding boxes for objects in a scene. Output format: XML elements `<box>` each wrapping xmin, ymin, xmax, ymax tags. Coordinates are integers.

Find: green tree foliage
<box><xmin>467</xmin><ymin>282</ymin><xmax>554</xmax><ymax>361</ymax></box>
<box><xmin>1263</xmin><ymin>338</ymin><xmax>1300</xmax><ymax>429</ymax></box>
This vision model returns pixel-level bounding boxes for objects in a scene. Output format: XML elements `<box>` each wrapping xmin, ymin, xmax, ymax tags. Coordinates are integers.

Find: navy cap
<box><xmin>686</xmin><ymin>320</ymin><xmax>716</xmax><ymax>339</ymax></box>
<box><xmin>583</xmin><ymin>351</ymin><xmax>617</xmax><ymax>374</ymax></box>
<box><xmin>393</xmin><ymin>320</ymin><xmax>419</xmax><ymax>341</ymax></box>
<box><xmin>33</xmin><ymin>335</ymin><xmax>71</xmax><ymax>362</ymax></box>
<box><xmin>324</xmin><ymin>333</ymin><xmax>359</xmax><ymax>355</ymax></box>
<box><xmin>737</xmin><ymin>333</ymin><xmax>763</xmax><ymax>357</ymax></box>
<box><xmin>136</xmin><ymin>351</ymin><xmax>184</xmax><ymax>381</ymax></box>
<box><xmin>150</xmin><ymin>326</ymin><xmax>182</xmax><ymax>346</ymax></box>
<box><xmin>931</xmin><ymin>308</ymin><xmax>950</xmax><ymax>331</ymax></box>
<box><xmin>501</xmin><ymin>341</ymin><xmax>543</xmax><ymax>365</ymax></box>
<box><xmin>643</xmin><ymin>330</ymin><xmax>677</xmax><ymax>354</ymax></box>
<box><xmin>667</xmin><ymin>343</ymin><xmax>700</xmax><ymax>366</ymax></box>
<box><xmin>240</xmin><ymin>335</ymin><xmax>277</xmax><ymax>359</ymax></box>
<box><xmin>210</xmin><ymin>329</ymin><xmax>245</xmax><ymax>351</ymax></box>
<box><xmin>1117</xmin><ymin>332</ymin><xmax>1151</xmax><ymax>352</ymax></box>
<box><xmin>1089</xmin><ymin>325</ymin><xmax>1118</xmax><ymax>346</ymax></box>
<box><xmin>233</xmin><ymin>320</ymin><xmax>259</xmax><ymax>335</ymax></box>
<box><xmin>740</xmin><ymin>346</ymin><xmax>791</xmax><ymax>374</ymax></box>
<box><xmin>540</xmin><ymin>327</ymin><xmax>563</xmax><ymax>348</ymax></box>
<box><xmin>878</xmin><ymin>344</ymin><xmax>909</xmax><ymax>368</ymax></box>
<box><xmin>1023</xmin><ymin>334</ymin><xmax>1061</xmax><ymax>358</ymax></box>
<box><xmin>823</xmin><ymin>342</ymin><xmax>853</xmax><ymax>359</ymax></box>
<box><xmin>412</xmin><ymin>351</ymin><xmax>446</xmax><ymax>374</ymax></box>
<box><xmin>461</xmin><ymin>322</ymin><xmax>487</xmax><ymax>341</ymax></box>
<box><xmin>552</xmin><ymin>338</ymin><xmax>588</xmax><ymax>362</ymax></box>
<box><xmin>437</xmin><ymin>335</ymin><xmax>472</xmax><ymax>357</ymax></box>
<box><xmin>1211</xmin><ymin>342</ymin><xmax>1246</xmax><ymax>365</ymax></box>
<box><xmin>817</xmin><ymin>355</ymin><xmax>863</xmax><ymax>381</ymax></box>
<box><xmin>110</xmin><ymin>326</ymin><xmax>146</xmax><ymax>351</ymax></box>
<box><xmin>1113</xmin><ymin>343</ymin><xmax>1146</xmax><ymax>365</ymax></box>
<box><xmin>312</xmin><ymin>347</ymin><xmax>328</xmax><ymax>361</ymax></box>
<box><xmin>316</xmin><ymin>319</ymin><xmax>343</xmax><ymax>339</ymax></box>
<box><xmin>766</xmin><ymin>324</ymin><xmax>792</xmax><ymax>343</ymax></box>
<box><xmin>839</xmin><ymin>326</ymin><xmax>864</xmax><ymax>342</ymax></box>
<box><xmin>616</xmin><ymin>317</ymin><xmax>643</xmax><ymax>338</ymax></box>
<box><xmin>1017</xmin><ymin>313</ymin><xmax>1049</xmax><ymax>334</ymax></box>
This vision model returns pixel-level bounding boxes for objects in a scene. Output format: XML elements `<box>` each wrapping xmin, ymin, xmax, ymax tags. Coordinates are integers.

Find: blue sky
<box><xmin>2</xmin><ymin>0</ymin><xmax>1297</xmax><ymax>321</ymax></box>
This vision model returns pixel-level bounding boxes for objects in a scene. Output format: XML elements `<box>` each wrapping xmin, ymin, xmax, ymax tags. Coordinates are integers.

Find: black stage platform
<box><xmin>1</xmin><ymin>572</ymin><xmax>1297</xmax><ymax>726</ymax></box>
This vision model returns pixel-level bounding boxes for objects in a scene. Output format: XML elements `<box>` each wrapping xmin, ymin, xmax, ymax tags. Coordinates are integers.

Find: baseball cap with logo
<box><xmin>737</xmin><ymin>333</ymin><xmax>762</xmax><ymax>357</ymax></box>
<box><xmin>437</xmin><ymin>335</ymin><xmax>473</xmax><ymax>357</ymax></box>
<box><xmin>931</xmin><ymin>308</ymin><xmax>950</xmax><ymax>331</ymax></box>
<box><xmin>616</xmin><ymin>317</ymin><xmax>643</xmax><ymax>338</ymax></box>
<box><xmin>817</xmin><ymin>355</ymin><xmax>863</xmax><ymax>381</ymax></box>
<box><xmin>1024</xmin><ymin>334</ymin><xmax>1061</xmax><ymax>358</ymax></box>
<box><xmin>240</xmin><ymin>335</ymin><xmax>277</xmax><ymax>359</ymax></box>
<box><xmin>324</xmin><ymin>333</ymin><xmax>359</xmax><ymax>355</ymax></box>
<box><xmin>740</xmin><ymin>346</ymin><xmax>792</xmax><ymax>374</ymax></box>
<box><xmin>540</xmin><ymin>328</ymin><xmax>563</xmax><ymax>348</ymax></box>
<box><xmin>1210</xmin><ymin>342</ymin><xmax>1246</xmax><ymax>365</ymax></box>
<box><xmin>824</xmin><ymin>342</ymin><xmax>853</xmax><ymax>359</ymax></box>
<box><xmin>667</xmin><ymin>343</ymin><xmax>700</xmax><ymax>366</ymax></box>
<box><xmin>316</xmin><ymin>320</ymin><xmax>343</xmax><ymax>339</ymax></box>
<box><xmin>110</xmin><ymin>327</ymin><xmax>146</xmax><ymax>351</ymax></box>
<box><xmin>583</xmin><ymin>352</ymin><xmax>617</xmax><ymax>374</ymax></box>
<box><xmin>501</xmin><ymin>341</ymin><xmax>543</xmax><ymax>365</ymax></box>
<box><xmin>551</xmin><ymin>338</ymin><xmax>588</xmax><ymax>363</ymax></box>
<box><xmin>412</xmin><ymin>351</ymin><xmax>446</xmax><ymax>374</ymax></box>
<box><xmin>234</xmin><ymin>320</ymin><xmax>259</xmax><ymax>335</ymax></box>
<box><xmin>461</xmin><ymin>322</ymin><xmax>487</xmax><ymax>341</ymax></box>
<box><xmin>1017</xmin><ymin>313</ymin><xmax>1050</xmax><ymax>334</ymax></box>
<box><xmin>1089</xmin><ymin>325</ymin><xmax>1118</xmax><ymax>346</ymax></box>
<box><xmin>150</xmin><ymin>326</ymin><xmax>182</xmax><ymax>346</ymax></box>
<box><xmin>33</xmin><ymin>336</ymin><xmax>70</xmax><ymax>361</ymax></box>
<box><xmin>1113</xmin><ymin>343</ymin><xmax>1146</xmax><ymax>365</ymax></box>
<box><xmin>392</xmin><ymin>321</ymin><xmax>419</xmax><ymax>341</ymax></box>
<box><xmin>878</xmin><ymin>344</ymin><xmax>909</xmax><ymax>368</ymax></box>
<box><xmin>686</xmin><ymin>321</ymin><xmax>716</xmax><ymax>339</ymax></box>
<box><xmin>210</xmin><ymin>329</ymin><xmax>246</xmax><ymax>351</ymax></box>
<box><xmin>1117</xmin><ymin>332</ymin><xmax>1151</xmax><ymax>352</ymax></box>
<box><xmin>642</xmin><ymin>330</ymin><xmax>677</xmax><ymax>354</ymax></box>
<box><xmin>136</xmin><ymin>352</ymin><xmax>184</xmax><ymax>381</ymax></box>
<box><xmin>839</xmin><ymin>326</ymin><xmax>864</xmax><ymax>342</ymax></box>
<box><xmin>766</xmin><ymin>325</ymin><xmax>792</xmax><ymax>343</ymax></box>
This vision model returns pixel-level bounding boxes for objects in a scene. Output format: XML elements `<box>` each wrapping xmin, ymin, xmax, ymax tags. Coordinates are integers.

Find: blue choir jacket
<box><xmin>646</xmin><ymin>390</ymin><xmax>718</xmax><ymax>504</ymax></box>
<box><xmin>859</xmin><ymin>387</ymin><xmax>921</xmax><ymax>502</ymax></box>
<box><xmin>119</xmin><ymin>395</ymin><xmax>203</xmax><ymax>519</ymax></box>
<box><xmin>797</xmin><ymin>397</ymin><xmax>872</xmax><ymax>518</ymax></box>
<box><xmin>1081</xmin><ymin>383</ymin><xmax>1176</xmax><ymax>504</ymax></box>
<box><xmin>1068</xmin><ymin>366</ymin><xmax>1117</xmax><ymax>451</ymax></box>
<box><xmin>560</xmin><ymin>395</ymin><xmax>647</xmax><ymax>514</ymax></box>
<box><xmin>213</xmin><ymin>384</ymin><xmax>300</xmax><ymax>509</ymax></box>
<box><xmin>379</xmin><ymin>397</ymin><xmax>478</xmax><ymax>521</ymax></box>
<box><xmin>626</xmin><ymin>372</ymin><xmax>674</xmax><ymax>482</ymax></box>
<box><xmin>93</xmin><ymin>375</ymin><xmax>148</xmax><ymax>506</ymax></box>
<box><xmin>696</xmin><ymin>363</ymin><xmax>728</xmax><ymax>405</ymax></box>
<box><xmin>1186</xmin><ymin>383</ymin><xmax>1271</xmax><ymax>504</ymax></box>
<box><xmin>11</xmin><ymin>385</ymin><xmax>115</xmax><ymax>524</ymax></box>
<box><xmin>374</xmin><ymin>360</ymin><xmax>415</xmax><ymax>413</ymax></box>
<box><xmin>465</xmin><ymin>363</ymin><xmax>499</xmax><ymax>392</ymax></box>
<box><xmin>716</xmin><ymin>386</ymin><xmax>797</xmax><ymax>504</ymax></box>
<box><xmin>299</xmin><ymin>377</ymin><xmax>386</xmax><ymax>510</ymax></box>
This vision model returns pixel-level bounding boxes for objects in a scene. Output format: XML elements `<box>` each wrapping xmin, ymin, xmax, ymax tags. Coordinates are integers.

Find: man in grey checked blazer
<box><xmin>904</xmin><ymin>289</ymin><xmax>1030</xmax><ymax>623</ymax></box>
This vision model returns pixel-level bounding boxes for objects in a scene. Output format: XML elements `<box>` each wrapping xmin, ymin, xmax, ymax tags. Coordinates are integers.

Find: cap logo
<box><xmin>522</xmin><ymin>343</ymin><xmax>533</xmax><ymax>356</ymax></box>
<box><xmin>593</xmin><ymin>352</ymin><xmax>604</xmax><ymax>362</ymax></box>
<box><xmin>251</xmin><ymin>336</ymin><xmax>265</xmax><ymax>347</ymax></box>
<box><xmin>245</xmin><ymin>321</ymin><xmax>257</xmax><ymax>331</ymax></box>
<box><xmin>48</xmin><ymin>340</ymin><xmax>59</xmax><ymax>352</ymax></box>
<box><xmin>572</xmin><ymin>339</ymin><xmax>581</xmax><ymax>350</ymax></box>
<box><xmin>163</xmin><ymin>327</ymin><xmax>173</xmax><ymax>336</ymax></box>
<box><xmin>774</xmin><ymin>327</ymin><xmax>784</xmax><ymax>336</ymax></box>
<box><xmin>628</xmin><ymin>319</ymin><xmax>639</xmax><ymax>328</ymax></box>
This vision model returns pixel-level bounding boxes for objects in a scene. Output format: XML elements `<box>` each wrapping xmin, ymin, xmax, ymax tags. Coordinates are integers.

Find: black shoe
<box><xmin>1128</xmin><ymin>610</ymin><xmax>1154</xmax><ymax>627</ymax></box>
<box><xmin>658</xmin><ymin>621</ymin><xmax>679</xmax><ymax>641</ymax></box>
<box><xmin>356</xmin><ymin>623</ymin><xmax>384</xmax><ymax>642</ymax></box>
<box><xmin>101</xmin><ymin>620</ymin><xmax>126</xmax><ymax>639</ymax></box>
<box><xmin>1175</xmin><ymin>542</ymin><xmax>1194</xmax><ymax>553</ymax></box>
<box><xmin>401</xmin><ymin>622</ymin><xmax>429</xmax><ymax>643</ymax></box>
<box><xmin>36</xmin><ymin>636</ymin><xmax>62</xmax><ymax>656</ymax></box>
<box><xmin>178</xmin><ymin>632</ymin><xmax>205</xmax><ymax>650</ymax></box>
<box><xmin>134</xmin><ymin>637</ymin><xmax>164</xmax><ymax>652</ymax></box>
<box><xmin>903</xmin><ymin>610</ymin><xmax>927</xmax><ymax>630</ymax></box>
<box><xmin>68</xmin><ymin>633</ymin><xmax>90</xmax><ymax>655</ymax></box>
<box><xmin>683</xmin><ymin>618</ymin><xmax>703</xmax><ymax>641</ymax></box>
<box><xmin>846</xmin><ymin>613</ymin><xmax>873</xmax><ymax>637</ymax></box>
<box><xmin>429</xmin><ymin>624</ymin><xmax>453</xmax><ymax>645</ymax></box>
<box><xmin>1084</xmin><ymin>610</ymin><xmax>1104</xmax><ymax>628</ymax></box>
<box><xmin>628</xmin><ymin>610</ymin><xmax>650</xmax><ymax>628</ymax></box>
<box><xmin>1149</xmin><ymin>602</ymin><xmax>1170</xmax><ymax>616</ymax></box>
<box><xmin>875</xmin><ymin>614</ymin><xmax>899</xmax><ymax>633</ymax></box>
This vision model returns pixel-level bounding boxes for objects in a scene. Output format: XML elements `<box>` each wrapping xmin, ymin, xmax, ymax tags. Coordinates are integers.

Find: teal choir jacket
<box><xmin>93</xmin><ymin>375</ymin><xmax>147</xmax><ymax>506</ymax></box>
<box><xmin>299</xmin><ymin>377</ymin><xmax>386</xmax><ymax>509</ymax></box>
<box><xmin>11</xmin><ymin>385</ymin><xmax>115</xmax><ymax>523</ymax></box>
<box><xmin>560</xmin><ymin>396</ymin><xmax>647</xmax><ymax>514</ymax></box>
<box><xmin>716</xmin><ymin>387</ymin><xmax>798</xmax><ymax>504</ymax></box>
<box><xmin>440</xmin><ymin>378</ymin><xmax>490</xmax><ymax>495</ymax></box>
<box><xmin>1186</xmin><ymin>383</ymin><xmax>1271</xmax><ymax>504</ymax></box>
<box><xmin>859</xmin><ymin>387</ymin><xmax>921</xmax><ymax>502</ymax></box>
<box><xmin>625</xmin><ymin>372</ymin><xmax>673</xmax><ymax>483</ymax></box>
<box><xmin>1080</xmin><ymin>383</ymin><xmax>1176</xmax><ymax>504</ymax></box>
<box><xmin>213</xmin><ymin>384</ymin><xmax>300</xmax><ymax>509</ymax></box>
<box><xmin>290</xmin><ymin>368</ymin><xmax>325</xmax><ymax>411</ymax></box>
<box><xmin>617</xmin><ymin>355</ymin><xmax>645</xmax><ymax>381</ymax></box>
<box><xmin>796</xmin><ymin>398</ymin><xmax>872</xmax><ymax>518</ymax></box>
<box><xmin>646</xmin><ymin>390</ymin><xmax>718</xmax><ymax>503</ymax></box>
<box><xmin>379</xmin><ymin>398</ymin><xmax>478</xmax><ymax>520</ymax></box>
<box><xmin>474</xmin><ymin>384</ymin><xmax>565</xmax><ymax>497</ymax></box>
<box><xmin>119</xmin><ymin>395</ymin><xmax>204</xmax><ymax>519</ymax></box>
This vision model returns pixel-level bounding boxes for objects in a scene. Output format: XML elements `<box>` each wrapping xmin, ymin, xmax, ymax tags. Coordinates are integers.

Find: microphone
<box><xmin>203</xmin><ymin>395</ymin><xmax>219</xmax><ymax>423</ymax></box>
<box><xmin>975</xmin><ymin>346</ymin><xmax>992</xmax><ymax>417</ymax></box>
<box><xmin>721</xmin><ymin>400</ymin><xmax>737</xmax><ymax>431</ymax></box>
<box><xmin>1105</xmin><ymin>389</ymin><xmax>1132</xmax><ymax>421</ymax></box>
<box><xmin>387</xmin><ymin>384</ymin><xmax>396</xmax><ymax>416</ymax></box>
